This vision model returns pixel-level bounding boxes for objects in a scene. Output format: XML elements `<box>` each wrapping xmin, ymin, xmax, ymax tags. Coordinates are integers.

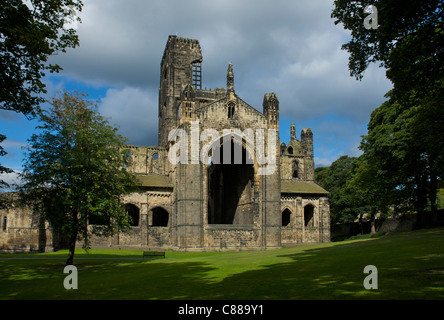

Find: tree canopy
<box><xmin>332</xmin><ymin>0</ymin><xmax>444</xmax><ymax>228</ymax></box>
<box><xmin>315</xmin><ymin>155</ymin><xmax>358</xmax><ymax>224</ymax></box>
<box><xmin>0</xmin><ymin>0</ymin><xmax>83</xmax><ymax>117</ymax></box>
<box><xmin>1</xmin><ymin>0</ymin><xmax>83</xmax><ymax>194</ymax></box>
<box><xmin>20</xmin><ymin>91</ymin><xmax>137</xmax><ymax>265</ymax></box>
<box><xmin>331</xmin><ymin>0</ymin><xmax>443</xmax><ymax>100</ymax></box>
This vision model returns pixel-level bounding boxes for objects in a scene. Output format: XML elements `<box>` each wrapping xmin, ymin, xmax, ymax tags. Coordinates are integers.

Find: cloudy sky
<box><xmin>0</xmin><ymin>0</ymin><xmax>393</xmax><ymax>187</ymax></box>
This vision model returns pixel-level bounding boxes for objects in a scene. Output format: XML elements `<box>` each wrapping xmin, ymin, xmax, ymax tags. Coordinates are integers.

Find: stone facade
<box><xmin>0</xmin><ymin>36</ymin><xmax>330</xmax><ymax>253</ymax></box>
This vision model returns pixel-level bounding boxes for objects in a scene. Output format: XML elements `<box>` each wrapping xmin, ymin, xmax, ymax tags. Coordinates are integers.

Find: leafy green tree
<box><xmin>1</xmin><ymin>0</ymin><xmax>83</xmax><ymax>194</ymax></box>
<box><xmin>332</xmin><ymin>0</ymin><xmax>444</xmax><ymax>227</ymax></box>
<box><xmin>20</xmin><ymin>91</ymin><xmax>137</xmax><ymax>265</ymax></box>
<box><xmin>331</xmin><ymin>0</ymin><xmax>443</xmax><ymax>100</ymax></box>
<box><xmin>0</xmin><ymin>134</ymin><xmax>13</xmax><ymax>208</ymax></box>
<box><xmin>316</xmin><ymin>155</ymin><xmax>359</xmax><ymax>224</ymax></box>
<box><xmin>0</xmin><ymin>0</ymin><xmax>83</xmax><ymax>116</ymax></box>
<box><xmin>359</xmin><ymin>90</ymin><xmax>444</xmax><ymax>226</ymax></box>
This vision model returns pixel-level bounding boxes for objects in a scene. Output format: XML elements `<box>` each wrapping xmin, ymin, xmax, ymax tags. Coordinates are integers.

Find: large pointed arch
<box><xmin>207</xmin><ymin>133</ymin><xmax>255</xmax><ymax>225</ymax></box>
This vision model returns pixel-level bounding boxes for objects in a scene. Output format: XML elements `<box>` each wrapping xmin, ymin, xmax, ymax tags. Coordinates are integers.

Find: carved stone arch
<box><xmin>227</xmin><ymin>100</ymin><xmax>236</xmax><ymax>119</ymax></box>
<box><xmin>207</xmin><ymin>132</ymin><xmax>255</xmax><ymax>226</ymax></box>
<box><xmin>282</xmin><ymin>208</ymin><xmax>292</xmax><ymax>227</ymax></box>
<box><xmin>150</xmin><ymin>206</ymin><xmax>170</xmax><ymax>227</ymax></box>
<box><xmin>303</xmin><ymin>203</ymin><xmax>315</xmax><ymax>227</ymax></box>
<box><xmin>292</xmin><ymin>159</ymin><xmax>299</xmax><ymax>178</ymax></box>
<box><xmin>124</xmin><ymin>203</ymin><xmax>140</xmax><ymax>227</ymax></box>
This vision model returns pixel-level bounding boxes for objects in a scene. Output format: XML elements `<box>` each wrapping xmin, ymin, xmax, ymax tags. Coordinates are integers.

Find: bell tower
<box><xmin>158</xmin><ymin>36</ymin><xmax>202</xmax><ymax>147</ymax></box>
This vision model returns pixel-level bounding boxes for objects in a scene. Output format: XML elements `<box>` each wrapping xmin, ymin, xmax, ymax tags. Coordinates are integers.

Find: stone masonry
<box><xmin>0</xmin><ymin>36</ymin><xmax>330</xmax><ymax>252</ymax></box>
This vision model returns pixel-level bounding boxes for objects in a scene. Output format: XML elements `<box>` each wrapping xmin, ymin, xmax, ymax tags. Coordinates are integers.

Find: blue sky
<box><xmin>0</xmin><ymin>0</ymin><xmax>393</xmax><ymax>187</ymax></box>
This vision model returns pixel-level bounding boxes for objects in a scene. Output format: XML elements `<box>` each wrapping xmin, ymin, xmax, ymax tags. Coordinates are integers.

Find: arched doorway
<box><xmin>207</xmin><ymin>135</ymin><xmax>254</xmax><ymax>225</ymax></box>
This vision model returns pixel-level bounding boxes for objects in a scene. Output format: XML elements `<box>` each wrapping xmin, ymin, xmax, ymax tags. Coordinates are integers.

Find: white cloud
<box><xmin>98</xmin><ymin>86</ymin><xmax>158</xmax><ymax>146</ymax></box>
<box><xmin>0</xmin><ymin>170</ymin><xmax>24</xmax><ymax>192</ymax></box>
<box><xmin>42</xmin><ymin>0</ymin><xmax>394</xmax><ymax>166</ymax></box>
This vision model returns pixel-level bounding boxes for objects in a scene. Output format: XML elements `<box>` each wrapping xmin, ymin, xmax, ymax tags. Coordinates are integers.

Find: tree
<box><xmin>359</xmin><ymin>90</ymin><xmax>444</xmax><ymax>227</ymax></box>
<box><xmin>1</xmin><ymin>0</ymin><xmax>83</xmax><ymax>117</ymax></box>
<box><xmin>20</xmin><ymin>91</ymin><xmax>137</xmax><ymax>265</ymax></box>
<box><xmin>332</xmin><ymin>0</ymin><xmax>444</xmax><ymax>227</ymax></box>
<box><xmin>0</xmin><ymin>134</ymin><xmax>13</xmax><ymax>208</ymax></box>
<box><xmin>315</xmin><ymin>155</ymin><xmax>359</xmax><ymax>224</ymax></box>
<box><xmin>1</xmin><ymin>0</ymin><xmax>82</xmax><ymax>191</ymax></box>
<box><xmin>331</xmin><ymin>0</ymin><xmax>443</xmax><ymax>100</ymax></box>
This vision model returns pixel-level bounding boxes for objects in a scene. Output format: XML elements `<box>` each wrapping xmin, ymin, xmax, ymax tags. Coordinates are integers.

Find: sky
<box><xmin>0</xmin><ymin>0</ymin><xmax>393</xmax><ymax>188</ymax></box>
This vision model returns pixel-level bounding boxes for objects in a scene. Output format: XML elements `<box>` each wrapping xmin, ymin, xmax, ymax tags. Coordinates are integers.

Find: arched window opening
<box><xmin>125</xmin><ymin>204</ymin><xmax>140</xmax><ymax>227</ymax></box>
<box><xmin>304</xmin><ymin>205</ymin><xmax>314</xmax><ymax>227</ymax></box>
<box><xmin>287</xmin><ymin>146</ymin><xmax>293</xmax><ymax>154</ymax></box>
<box><xmin>152</xmin><ymin>207</ymin><xmax>169</xmax><ymax>227</ymax></box>
<box><xmin>2</xmin><ymin>216</ymin><xmax>6</xmax><ymax>231</ymax></box>
<box><xmin>292</xmin><ymin>160</ymin><xmax>299</xmax><ymax>178</ymax></box>
<box><xmin>282</xmin><ymin>209</ymin><xmax>291</xmax><ymax>227</ymax></box>
<box><xmin>227</xmin><ymin>102</ymin><xmax>235</xmax><ymax>119</ymax></box>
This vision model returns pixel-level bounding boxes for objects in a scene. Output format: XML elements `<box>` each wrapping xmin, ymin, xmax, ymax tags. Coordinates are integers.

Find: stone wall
<box><xmin>0</xmin><ymin>200</ymin><xmax>54</xmax><ymax>253</ymax></box>
<box><xmin>280</xmin><ymin>195</ymin><xmax>330</xmax><ymax>246</ymax></box>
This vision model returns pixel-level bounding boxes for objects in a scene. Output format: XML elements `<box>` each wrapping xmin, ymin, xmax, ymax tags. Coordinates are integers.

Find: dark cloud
<box><xmin>45</xmin><ymin>0</ymin><xmax>393</xmax><ymax>166</ymax></box>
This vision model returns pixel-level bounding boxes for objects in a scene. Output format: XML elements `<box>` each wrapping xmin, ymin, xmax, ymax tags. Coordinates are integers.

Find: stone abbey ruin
<box><xmin>0</xmin><ymin>36</ymin><xmax>330</xmax><ymax>252</ymax></box>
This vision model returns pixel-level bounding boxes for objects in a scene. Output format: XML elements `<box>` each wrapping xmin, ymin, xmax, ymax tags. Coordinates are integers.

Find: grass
<box><xmin>1</xmin><ymin>227</ymin><xmax>443</xmax><ymax>300</ymax></box>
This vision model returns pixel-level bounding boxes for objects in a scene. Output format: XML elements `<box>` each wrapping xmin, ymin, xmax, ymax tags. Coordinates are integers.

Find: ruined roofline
<box><xmin>161</xmin><ymin>35</ymin><xmax>201</xmax><ymax>64</ymax></box>
<box><xmin>168</xmin><ymin>35</ymin><xmax>200</xmax><ymax>46</ymax></box>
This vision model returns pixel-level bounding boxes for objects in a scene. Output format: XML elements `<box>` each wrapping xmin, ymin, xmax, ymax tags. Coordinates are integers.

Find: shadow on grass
<box><xmin>212</xmin><ymin>229</ymin><xmax>444</xmax><ymax>300</ymax></box>
<box><xmin>1</xmin><ymin>228</ymin><xmax>443</xmax><ymax>300</ymax></box>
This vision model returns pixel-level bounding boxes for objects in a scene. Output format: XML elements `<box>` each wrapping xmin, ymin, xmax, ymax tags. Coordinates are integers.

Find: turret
<box><xmin>290</xmin><ymin>123</ymin><xmax>296</xmax><ymax>140</ymax></box>
<box><xmin>263</xmin><ymin>92</ymin><xmax>279</xmax><ymax>130</ymax></box>
<box><xmin>227</xmin><ymin>62</ymin><xmax>234</xmax><ymax>93</ymax></box>
<box><xmin>301</xmin><ymin>128</ymin><xmax>314</xmax><ymax>181</ymax></box>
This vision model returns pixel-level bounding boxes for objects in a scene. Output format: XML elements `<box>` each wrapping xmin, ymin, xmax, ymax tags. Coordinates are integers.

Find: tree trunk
<box><xmin>370</xmin><ymin>213</ymin><xmax>376</xmax><ymax>234</ymax></box>
<box><xmin>358</xmin><ymin>213</ymin><xmax>364</xmax><ymax>235</ymax></box>
<box><xmin>415</xmin><ymin>175</ymin><xmax>428</xmax><ymax>228</ymax></box>
<box><xmin>429</xmin><ymin>173</ymin><xmax>438</xmax><ymax>227</ymax></box>
<box><xmin>65</xmin><ymin>213</ymin><xmax>79</xmax><ymax>266</ymax></box>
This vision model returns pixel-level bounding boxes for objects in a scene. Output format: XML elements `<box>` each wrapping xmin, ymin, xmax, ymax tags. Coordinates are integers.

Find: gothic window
<box><xmin>152</xmin><ymin>207</ymin><xmax>169</xmax><ymax>227</ymax></box>
<box><xmin>287</xmin><ymin>146</ymin><xmax>293</xmax><ymax>154</ymax></box>
<box><xmin>2</xmin><ymin>216</ymin><xmax>6</xmax><ymax>231</ymax></box>
<box><xmin>227</xmin><ymin>102</ymin><xmax>235</xmax><ymax>119</ymax></box>
<box><xmin>282</xmin><ymin>209</ymin><xmax>291</xmax><ymax>227</ymax></box>
<box><xmin>304</xmin><ymin>205</ymin><xmax>314</xmax><ymax>227</ymax></box>
<box><xmin>125</xmin><ymin>204</ymin><xmax>140</xmax><ymax>227</ymax></box>
<box><xmin>292</xmin><ymin>160</ymin><xmax>299</xmax><ymax>178</ymax></box>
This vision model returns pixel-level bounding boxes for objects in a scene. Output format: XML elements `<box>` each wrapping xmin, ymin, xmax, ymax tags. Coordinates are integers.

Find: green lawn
<box><xmin>1</xmin><ymin>227</ymin><xmax>443</xmax><ymax>300</ymax></box>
